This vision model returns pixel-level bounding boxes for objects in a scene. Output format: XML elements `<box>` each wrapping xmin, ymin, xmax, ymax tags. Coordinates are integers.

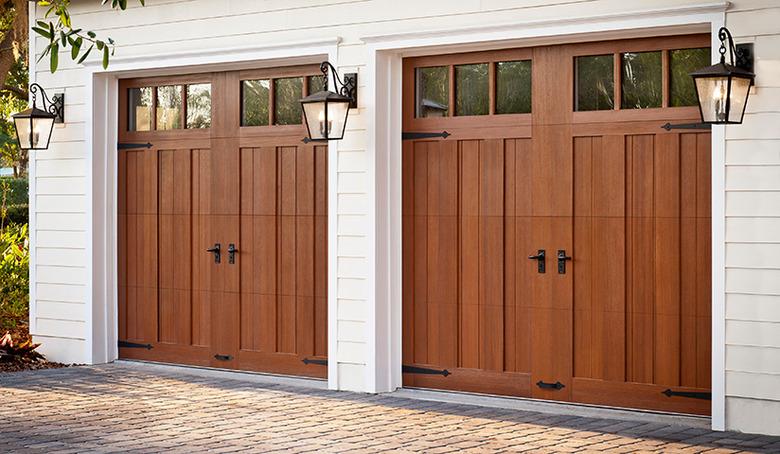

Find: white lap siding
<box><xmin>724</xmin><ymin>0</ymin><xmax>780</xmax><ymax>436</ymax></box>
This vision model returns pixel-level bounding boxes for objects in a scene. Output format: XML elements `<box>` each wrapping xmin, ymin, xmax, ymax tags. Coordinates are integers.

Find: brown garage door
<box><xmin>402</xmin><ymin>35</ymin><xmax>712</xmax><ymax>414</ymax></box>
<box><xmin>118</xmin><ymin>67</ymin><xmax>328</xmax><ymax>378</ymax></box>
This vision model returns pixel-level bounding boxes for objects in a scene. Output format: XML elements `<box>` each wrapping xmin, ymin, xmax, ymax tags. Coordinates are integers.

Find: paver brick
<box><xmin>2</xmin><ymin>363</ymin><xmax>780</xmax><ymax>453</ymax></box>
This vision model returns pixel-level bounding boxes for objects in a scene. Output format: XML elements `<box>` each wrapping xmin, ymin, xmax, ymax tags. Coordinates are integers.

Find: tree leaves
<box><xmin>34</xmin><ymin>0</ymin><xmax>146</xmax><ymax>72</ymax></box>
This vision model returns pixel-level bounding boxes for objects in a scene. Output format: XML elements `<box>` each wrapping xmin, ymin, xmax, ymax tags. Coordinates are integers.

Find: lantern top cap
<box><xmin>13</xmin><ymin>106</ymin><xmax>56</xmax><ymax>119</ymax></box>
<box><xmin>299</xmin><ymin>89</ymin><xmax>353</xmax><ymax>104</ymax></box>
<box><xmin>689</xmin><ymin>60</ymin><xmax>754</xmax><ymax>79</ymax></box>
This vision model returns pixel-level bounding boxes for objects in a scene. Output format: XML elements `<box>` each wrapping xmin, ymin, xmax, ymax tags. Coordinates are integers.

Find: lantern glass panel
<box><xmin>303</xmin><ymin>98</ymin><xmax>349</xmax><ymax>140</ymax></box>
<box><xmin>727</xmin><ymin>76</ymin><xmax>752</xmax><ymax>123</ymax></box>
<box><xmin>303</xmin><ymin>101</ymin><xmax>325</xmax><ymax>140</ymax></box>
<box><xmin>695</xmin><ymin>76</ymin><xmax>730</xmax><ymax>123</ymax></box>
<box><xmin>13</xmin><ymin>117</ymin><xmax>32</xmax><ymax>150</ymax></box>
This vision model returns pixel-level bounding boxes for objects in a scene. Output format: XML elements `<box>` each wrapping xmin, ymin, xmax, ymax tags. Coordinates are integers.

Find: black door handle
<box><xmin>557</xmin><ymin>249</ymin><xmax>572</xmax><ymax>274</ymax></box>
<box><xmin>206</xmin><ymin>243</ymin><xmax>221</xmax><ymax>263</ymax></box>
<box><xmin>228</xmin><ymin>243</ymin><xmax>238</xmax><ymax>264</ymax></box>
<box><xmin>528</xmin><ymin>249</ymin><xmax>546</xmax><ymax>274</ymax></box>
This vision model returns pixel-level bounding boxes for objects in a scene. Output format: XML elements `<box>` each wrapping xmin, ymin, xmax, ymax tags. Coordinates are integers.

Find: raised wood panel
<box><xmin>571</xmin><ymin>131</ymin><xmax>711</xmax><ymax>413</ymax></box>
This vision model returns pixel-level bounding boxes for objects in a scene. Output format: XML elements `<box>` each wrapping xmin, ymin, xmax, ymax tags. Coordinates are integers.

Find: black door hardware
<box><xmin>302</xmin><ymin>358</ymin><xmax>328</xmax><ymax>366</ymax></box>
<box><xmin>402</xmin><ymin>365</ymin><xmax>451</xmax><ymax>377</ymax></box>
<box><xmin>662</xmin><ymin>389</ymin><xmax>712</xmax><ymax>400</ymax></box>
<box><xmin>206</xmin><ymin>243</ymin><xmax>221</xmax><ymax>263</ymax></box>
<box><xmin>557</xmin><ymin>250</ymin><xmax>572</xmax><ymax>274</ymax></box>
<box><xmin>117</xmin><ymin>142</ymin><xmax>153</xmax><ymax>150</ymax></box>
<box><xmin>660</xmin><ymin>122</ymin><xmax>712</xmax><ymax>131</ymax></box>
<box><xmin>228</xmin><ymin>243</ymin><xmax>239</xmax><ymax>264</ymax></box>
<box><xmin>528</xmin><ymin>249</ymin><xmax>546</xmax><ymax>274</ymax></box>
<box><xmin>214</xmin><ymin>354</ymin><xmax>233</xmax><ymax>361</ymax></box>
<box><xmin>402</xmin><ymin>131</ymin><xmax>451</xmax><ymax>141</ymax></box>
<box><xmin>118</xmin><ymin>340</ymin><xmax>153</xmax><ymax>349</ymax></box>
<box><xmin>536</xmin><ymin>380</ymin><xmax>565</xmax><ymax>390</ymax></box>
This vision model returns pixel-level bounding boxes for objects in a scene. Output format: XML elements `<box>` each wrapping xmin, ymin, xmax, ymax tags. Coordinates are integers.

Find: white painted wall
<box><xmin>24</xmin><ymin>0</ymin><xmax>780</xmax><ymax>436</ymax></box>
<box><xmin>723</xmin><ymin>0</ymin><xmax>780</xmax><ymax>437</ymax></box>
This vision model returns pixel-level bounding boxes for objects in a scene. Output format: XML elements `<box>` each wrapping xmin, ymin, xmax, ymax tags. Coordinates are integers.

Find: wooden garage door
<box><xmin>402</xmin><ymin>35</ymin><xmax>712</xmax><ymax>414</ymax></box>
<box><xmin>117</xmin><ymin>67</ymin><xmax>328</xmax><ymax>378</ymax></box>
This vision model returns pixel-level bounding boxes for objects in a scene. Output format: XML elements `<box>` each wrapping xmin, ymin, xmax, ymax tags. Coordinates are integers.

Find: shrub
<box><xmin>5</xmin><ymin>204</ymin><xmax>28</xmax><ymax>225</ymax></box>
<box><xmin>0</xmin><ymin>223</ymin><xmax>29</xmax><ymax>330</ymax></box>
<box><xmin>0</xmin><ymin>178</ymin><xmax>27</xmax><ymax>207</ymax></box>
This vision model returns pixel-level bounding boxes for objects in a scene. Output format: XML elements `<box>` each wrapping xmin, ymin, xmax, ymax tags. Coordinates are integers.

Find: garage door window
<box><xmin>621</xmin><ymin>51</ymin><xmax>662</xmax><ymax>109</ymax></box>
<box><xmin>186</xmin><ymin>84</ymin><xmax>212</xmax><ymax>129</ymax></box>
<box><xmin>496</xmin><ymin>60</ymin><xmax>532</xmax><ymax>114</ymax></box>
<box><xmin>455</xmin><ymin>63</ymin><xmax>489</xmax><ymax>116</ymax></box>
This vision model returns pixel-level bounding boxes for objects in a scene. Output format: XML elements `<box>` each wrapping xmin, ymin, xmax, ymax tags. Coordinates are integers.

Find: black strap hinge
<box><xmin>117</xmin><ymin>142</ymin><xmax>153</xmax><ymax>150</ymax></box>
<box><xmin>661</xmin><ymin>122</ymin><xmax>711</xmax><ymax>131</ymax></box>
<box><xmin>402</xmin><ymin>365</ymin><xmax>451</xmax><ymax>377</ymax></box>
<box><xmin>118</xmin><ymin>340</ymin><xmax>152</xmax><ymax>350</ymax></box>
<box><xmin>402</xmin><ymin>131</ymin><xmax>450</xmax><ymax>141</ymax></box>
<box><xmin>536</xmin><ymin>380</ymin><xmax>565</xmax><ymax>390</ymax></box>
<box><xmin>662</xmin><ymin>389</ymin><xmax>711</xmax><ymax>400</ymax></box>
<box><xmin>302</xmin><ymin>358</ymin><xmax>328</xmax><ymax>366</ymax></box>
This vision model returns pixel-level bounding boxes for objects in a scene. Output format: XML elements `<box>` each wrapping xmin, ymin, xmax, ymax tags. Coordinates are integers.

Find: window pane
<box><xmin>308</xmin><ymin>75</ymin><xmax>327</xmax><ymax>94</ymax></box>
<box><xmin>575</xmin><ymin>55</ymin><xmax>614</xmax><ymax>111</ymax></box>
<box><xmin>128</xmin><ymin>87</ymin><xmax>152</xmax><ymax>131</ymax></box>
<box><xmin>156</xmin><ymin>85</ymin><xmax>183</xmax><ymax>130</ymax></box>
<box><xmin>670</xmin><ymin>48</ymin><xmax>711</xmax><ymax>107</ymax></box>
<box><xmin>621</xmin><ymin>51</ymin><xmax>662</xmax><ymax>109</ymax></box>
<box><xmin>455</xmin><ymin>63</ymin><xmax>489</xmax><ymax>116</ymax></box>
<box><xmin>415</xmin><ymin>66</ymin><xmax>449</xmax><ymax>118</ymax></box>
<box><xmin>496</xmin><ymin>60</ymin><xmax>532</xmax><ymax>114</ymax></box>
<box><xmin>242</xmin><ymin>80</ymin><xmax>269</xmax><ymax>126</ymax></box>
<box><xmin>274</xmin><ymin>77</ymin><xmax>303</xmax><ymax>125</ymax></box>
<box><xmin>186</xmin><ymin>84</ymin><xmax>211</xmax><ymax>129</ymax></box>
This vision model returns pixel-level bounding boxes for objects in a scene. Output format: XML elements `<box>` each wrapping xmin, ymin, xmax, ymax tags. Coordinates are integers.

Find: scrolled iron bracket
<box><xmin>29</xmin><ymin>82</ymin><xmax>65</xmax><ymax>123</ymax></box>
<box><xmin>320</xmin><ymin>61</ymin><xmax>358</xmax><ymax>108</ymax></box>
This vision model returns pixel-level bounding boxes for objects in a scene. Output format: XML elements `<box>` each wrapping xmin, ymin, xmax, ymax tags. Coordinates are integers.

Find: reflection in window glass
<box><xmin>575</xmin><ymin>55</ymin><xmax>614</xmax><ymax>111</ymax></box>
<box><xmin>274</xmin><ymin>77</ymin><xmax>303</xmax><ymax>125</ymax></box>
<box><xmin>621</xmin><ymin>51</ymin><xmax>662</xmax><ymax>109</ymax></box>
<box><xmin>496</xmin><ymin>60</ymin><xmax>532</xmax><ymax>114</ymax></box>
<box><xmin>308</xmin><ymin>75</ymin><xmax>327</xmax><ymax>94</ymax></box>
<box><xmin>186</xmin><ymin>84</ymin><xmax>211</xmax><ymax>129</ymax></box>
<box><xmin>128</xmin><ymin>87</ymin><xmax>152</xmax><ymax>131</ymax></box>
<box><xmin>415</xmin><ymin>66</ymin><xmax>449</xmax><ymax>118</ymax></box>
<box><xmin>156</xmin><ymin>85</ymin><xmax>183</xmax><ymax>130</ymax></box>
<box><xmin>242</xmin><ymin>80</ymin><xmax>270</xmax><ymax>126</ymax></box>
<box><xmin>455</xmin><ymin>63</ymin><xmax>489</xmax><ymax>116</ymax></box>
<box><xmin>670</xmin><ymin>48</ymin><xmax>711</xmax><ymax>107</ymax></box>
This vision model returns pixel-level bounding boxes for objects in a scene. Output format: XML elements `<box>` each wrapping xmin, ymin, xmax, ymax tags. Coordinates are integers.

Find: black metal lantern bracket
<box><xmin>320</xmin><ymin>61</ymin><xmax>358</xmax><ymax>109</ymax></box>
<box><xmin>30</xmin><ymin>83</ymin><xmax>65</xmax><ymax>124</ymax></box>
<box><xmin>662</xmin><ymin>27</ymin><xmax>754</xmax><ymax>131</ymax></box>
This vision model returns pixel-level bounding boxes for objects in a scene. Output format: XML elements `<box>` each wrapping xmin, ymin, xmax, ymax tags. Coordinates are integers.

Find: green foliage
<box><xmin>33</xmin><ymin>0</ymin><xmax>146</xmax><ymax>72</ymax></box>
<box><xmin>0</xmin><ymin>223</ymin><xmax>29</xmax><ymax>330</ymax></box>
<box><xmin>0</xmin><ymin>178</ymin><xmax>28</xmax><ymax>207</ymax></box>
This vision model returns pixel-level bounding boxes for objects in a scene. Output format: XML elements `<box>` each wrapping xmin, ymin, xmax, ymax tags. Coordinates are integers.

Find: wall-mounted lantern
<box><xmin>299</xmin><ymin>61</ymin><xmax>357</xmax><ymax>142</ymax></box>
<box><xmin>12</xmin><ymin>83</ymin><xmax>64</xmax><ymax>151</ymax></box>
<box><xmin>691</xmin><ymin>27</ymin><xmax>755</xmax><ymax>125</ymax></box>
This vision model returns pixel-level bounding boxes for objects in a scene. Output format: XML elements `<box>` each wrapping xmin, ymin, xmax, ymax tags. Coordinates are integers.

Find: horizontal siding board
<box><xmin>727</xmin><ymin>293</ymin><xmax>780</xmax><ymax>323</ymax></box>
<box><xmin>726</xmin><ymin>320</ymin><xmax>780</xmax><ymax>348</ymax></box>
<box><xmin>36</xmin><ymin>301</ymin><xmax>86</xmax><ymax>321</ymax></box>
<box><xmin>727</xmin><ymin>344</ymin><xmax>780</xmax><ymax>374</ymax></box>
<box><xmin>726</xmin><ymin>218</ymin><xmax>780</xmax><ymax>243</ymax></box>
<box><xmin>726</xmin><ymin>192</ymin><xmax>780</xmax><ymax>217</ymax></box>
<box><xmin>727</xmin><ymin>268</ymin><xmax>780</xmax><ymax>295</ymax></box>
<box><xmin>727</xmin><ymin>371</ymin><xmax>780</xmax><ymax>402</ymax></box>
<box><xmin>337</xmin><ymin>299</ymin><xmax>367</xmax><ymax>322</ymax></box>
<box><xmin>726</xmin><ymin>140</ymin><xmax>780</xmax><ymax>165</ymax></box>
<box><xmin>726</xmin><ymin>166</ymin><xmax>780</xmax><ymax>191</ymax></box>
<box><xmin>34</xmin><ymin>318</ymin><xmax>86</xmax><ymax>339</ymax></box>
<box><xmin>36</xmin><ymin>248</ymin><xmax>88</xmax><ymax>267</ymax></box>
<box><xmin>36</xmin><ymin>283</ymin><xmax>86</xmax><ymax>304</ymax></box>
<box><xmin>726</xmin><ymin>243</ymin><xmax>780</xmax><ymax>269</ymax></box>
<box><xmin>36</xmin><ymin>213</ymin><xmax>87</xmax><ymax>231</ymax></box>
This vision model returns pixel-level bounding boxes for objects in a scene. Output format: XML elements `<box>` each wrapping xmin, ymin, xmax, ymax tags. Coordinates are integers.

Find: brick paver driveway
<box><xmin>2</xmin><ymin>363</ymin><xmax>780</xmax><ymax>453</ymax></box>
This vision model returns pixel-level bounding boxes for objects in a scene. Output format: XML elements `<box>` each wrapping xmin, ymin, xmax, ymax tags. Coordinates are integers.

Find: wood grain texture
<box><xmin>118</xmin><ymin>67</ymin><xmax>327</xmax><ymax>378</ymax></box>
<box><xmin>402</xmin><ymin>35</ymin><xmax>711</xmax><ymax>414</ymax></box>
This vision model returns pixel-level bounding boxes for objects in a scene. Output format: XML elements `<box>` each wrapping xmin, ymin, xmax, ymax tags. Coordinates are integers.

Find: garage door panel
<box><xmin>403</xmin><ymin>37</ymin><xmax>710</xmax><ymax>414</ymax></box>
<box><xmin>119</xmin><ymin>69</ymin><xmax>327</xmax><ymax>377</ymax></box>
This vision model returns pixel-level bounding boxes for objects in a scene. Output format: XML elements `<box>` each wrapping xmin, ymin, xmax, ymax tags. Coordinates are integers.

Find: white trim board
<box><xmin>363</xmin><ymin>5</ymin><xmax>727</xmax><ymax>431</ymax></box>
